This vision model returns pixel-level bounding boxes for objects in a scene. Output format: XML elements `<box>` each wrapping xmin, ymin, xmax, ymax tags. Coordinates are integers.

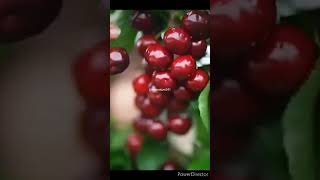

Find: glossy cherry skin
<box><xmin>173</xmin><ymin>86</ymin><xmax>195</xmax><ymax>102</ymax></box>
<box><xmin>132</xmin><ymin>11</ymin><xmax>154</xmax><ymax>33</ymax></box>
<box><xmin>0</xmin><ymin>0</ymin><xmax>62</xmax><ymax>42</ymax></box>
<box><xmin>133</xmin><ymin>117</ymin><xmax>154</xmax><ymax>134</ymax></box>
<box><xmin>127</xmin><ymin>134</ymin><xmax>144</xmax><ymax>158</ymax></box>
<box><xmin>147</xmin><ymin>120</ymin><xmax>167</xmax><ymax>140</ymax></box>
<box><xmin>136</xmin><ymin>35</ymin><xmax>158</xmax><ymax>56</ymax></box>
<box><xmin>74</xmin><ymin>40</ymin><xmax>108</xmax><ymax>106</ymax></box>
<box><xmin>164</xmin><ymin>27</ymin><xmax>191</xmax><ymax>55</ymax></box>
<box><xmin>246</xmin><ymin>25</ymin><xmax>317</xmax><ymax>96</ymax></box>
<box><xmin>213</xmin><ymin>79</ymin><xmax>259</xmax><ymax>126</ymax></box>
<box><xmin>145</xmin><ymin>44</ymin><xmax>173</xmax><ymax>70</ymax></box>
<box><xmin>187</xmin><ymin>70</ymin><xmax>209</xmax><ymax>92</ymax></box>
<box><xmin>161</xmin><ymin>161</ymin><xmax>180</xmax><ymax>170</ymax></box>
<box><xmin>212</xmin><ymin>0</ymin><xmax>277</xmax><ymax>60</ymax></box>
<box><xmin>148</xmin><ymin>84</ymin><xmax>170</xmax><ymax>107</ymax></box>
<box><xmin>168</xmin><ymin>98</ymin><xmax>189</xmax><ymax>113</ymax></box>
<box><xmin>182</xmin><ymin>10</ymin><xmax>210</xmax><ymax>40</ymax></box>
<box><xmin>152</xmin><ymin>71</ymin><xmax>177</xmax><ymax>90</ymax></box>
<box><xmin>168</xmin><ymin>117</ymin><xmax>192</xmax><ymax>135</ymax></box>
<box><xmin>110</xmin><ymin>47</ymin><xmax>130</xmax><ymax>75</ymax></box>
<box><xmin>133</xmin><ymin>74</ymin><xmax>152</xmax><ymax>95</ymax></box>
<box><xmin>171</xmin><ymin>55</ymin><xmax>197</xmax><ymax>81</ymax></box>
<box><xmin>191</xmin><ymin>40</ymin><xmax>208</xmax><ymax>59</ymax></box>
<box><xmin>139</xmin><ymin>97</ymin><xmax>162</xmax><ymax>118</ymax></box>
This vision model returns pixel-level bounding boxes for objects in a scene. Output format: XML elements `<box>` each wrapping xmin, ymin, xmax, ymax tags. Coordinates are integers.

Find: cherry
<box><xmin>191</xmin><ymin>40</ymin><xmax>208</xmax><ymax>59</ymax></box>
<box><xmin>110</xmin><ymin>47</ymin><xmax>130</xmax><ymax>75</ymax></box>
<box><xmin>173</xmin><ymin>86</ymin><xmax>195</xmax><ymax>102</ymax></box>
<box><xmin>127</xmin><ymin>134</ymin><xmax>144</xmax><ymax>158</ymax></box>
<box><xmin>133</xmin><ymin>117</ymin><xmax>154</xmax><ymax>134</ymax></box>
<box><xmin>73</xmin><ymin>40</ymin><xmax>108</xmax><ymax>106</ymax></box>
<box><xmin>145</xmin><ymin>44</ymin><xmax>173</xmax><ymax>70</ymax></box>
<box><xmin>246</xmin><ymin>25</ymin><xmax>317</xmax><ymax>96</ymax></box>
<box><xmin>147</xmin><ymin>120</ymin><xmax>167</xmax><ymax>140</ymax></box>
<box><xmin>171</xmin><ymin>55</ymin><xmax>197</xmax><ymax>81</ymax></box>
<box><xmin>187</xmin><ymin>69</ymin><xmax>209</xmax><ymax>92</ymax></box>
<box><xmin>161</xmin><ymin>161</ymin><xmax>180</xmax><ymax>170</ymax></box>
<box><xmin>164</xmin><ymin>27</ymin><xmax>191</xmax><ymax>55</ymax></box>
<box><xmin>132</xmin><ymin>11</ymin><xmax>154</xmax><ymax>33</ymax></box>
<box><xmin>213</xmin><ymin>79</ymin><xmax>259</xmax><ymax>126</ymax></box>
<box><xmin>0</xmin><ymin>0</ymin><xmax>62</xmax><ymax>42</ymax></box>
<box><xmin>135</xmin><ymin>95</ymin><xmax>146</xmax><ymax>109</ymax></box>
<box><xmin>133</xmin><ymin>74</ymin><xmax>152</xmax><ymax>95</ymax></box>
<box><xmin>148</xmin><ymin>84</ymin><xmax>170</xmax><ymax>107</ymax></box>
<box><xmin>168</xmin><ymin>98</ymin><xmax>189</xmax><ymax>113</ymax></box>
<box><xmin>136</xmin><ymin>35</ymin><xmax>158</xmax><ymax>56</ymax></box>
<box><xmin>139</xmin><ymin>97</ymin><xmax>162</xmax><ymax>118</ymax></box>
<box><xmin>182</xmin><ymin>10</ymin><xmax>210</xmax><ymax>40</ymax></box>
<box><xmin>168</xmin><ymin>117</ymin><xmax>192</xmax><ymax>135</ymax></box>
<box><xmin>212</xmin><ymin>0</ymin><xmax>277</xmax><ymax>59</ymax></box>
<box><xmin>152</xmin><ymin>71</ymin><xmax>177</xmax><ymax>90</ymax></box>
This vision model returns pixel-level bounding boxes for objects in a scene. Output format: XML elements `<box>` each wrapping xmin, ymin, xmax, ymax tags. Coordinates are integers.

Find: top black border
<box><xmin>110</xmin><ymin>0</ymin><xmax>210</xmax><ymax>10</ymax></box>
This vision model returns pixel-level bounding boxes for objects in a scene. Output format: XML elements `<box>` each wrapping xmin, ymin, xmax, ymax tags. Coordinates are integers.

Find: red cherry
<box><xmin>171</xmin><ymin>55</ymin><xmax>197</xmax><ymax>81</ymax></box>
<box><xmin>246</xmin><ymin>25</ymin><xmax>317</xmax><ymax>96</ymax></box>
<box><xmin>133</xmin><ymin>117</ymin><xmax>154</xmax><ymax>134</ymax></box>
<box><xmin>110</xmin><ymin>47</ymin><xmax>130</xmax><ymax>75</ymax></box>
<box><xmin>127</xmin><ymin>134</ymin><xmax>144</xmax><ymax>158</ymax></box>
<box><xmin>147</xmin><ymin>120</ymin><xmax>167</xmax><ymax>140</ymax></box>
<box><xmin>135</xmin><ymin>95</ymin><xmax>146</xmax><ymax>109</ymax></box>
<box><xmin>161</xmin><ymin>161</ymin><xmax>180</xmax><ymax>170</ymax></box>
<box><xmin>191</xmin><ymin>40</ymin><xmax>207</xmax><ymax>59</ymax></box>
<box><xmin>139</xmin><ymin>97</ymin><xmax>162</xmax><ymax>118</ymax></box>
<box><xmin>132</xmin><ymin>11</ymin><xmax>154</xmax><ymax>33</ymax></box>
<box><xmin>182</xmin><ymin>10</ymin><xmax>210</xmax><ymax>40</ymax></box>
<box><xmin>73</xmin><ymin>40</ymin><xmax>108</xmax><ymax>106</ymax></box>
<box><xmin>136</xmin><ymin>35</ymin><xmax>158</xmax><ymax>56</ymax></box>
<box><xmin>187</xmin><ymin>69</ymin><xmax>209</xmax><ymax>92</ymax></box>
<box><xmin>152</xmin><ymin>71</ymin><xmax>177</xmax><ymax>90</ymax></box>
<box><xmin>133</xmin><ymin>74</ymin><xmax>152</xmax><ymax>95</ymax></box>
<box><xmin>164</xmin><ymin>27</ymin><xmax>191</xmax><ymax>55</ymax></box>
<box><xmin>148</xmin><ymin>84</ymin><xmax>170</xmax><ymax>107</ymax></box>
<box><xmin>173</xmin><ymin>86</ymin><xmax>195</xmax><ymax>102</ymax></box>
<box><xmin>168</xmin><ymin>98</ymin><xmax>189</xmax><ymax>113</ymax></box>
<box><xmin>168</xmin><ymin>117</ymin><xmax>192</xmax><ymax>135</ymax></box>
<box><xmin>145</xmin><ymin>44</ymin><xmax>173</xmax><ymax>70</ymax></box>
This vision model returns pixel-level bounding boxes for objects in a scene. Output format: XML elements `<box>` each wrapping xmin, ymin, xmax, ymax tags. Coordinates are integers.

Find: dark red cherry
<box><xmin>168</xmin><ymin>117</ymin><xmax>192</xmax><ymax>135</ymax></box>
<box><xmin>74</xmin><ymin>40</ymin><xmax>108</xmax><ymax>106</ymax></box>
<box><xmin>161</xmin><ymin>161</ymin><xmax>180</xmax><ymax>170</ymax></box>
<box><xmin>133</xmin><ymin>117</ymin><xmax>154</xmax><ymax>134</ymax></box>
<box><xmin>148</xmin><ymin>84</ymin><xmax>170</xmax><ymax>107</ymax></box>
<box><xmin>171</xmin><ymin>55</ymin><xmax>197</xmax><ymax>81</ymax></box>
<box><xmin>132</xmin><ymin>11</ymin><xmax>154</xmax><ymax>33</ymax></box>
<box><xmin>147</xmin><ymin>120</ymin><xmax>167</xmax><ymax>140</ymax></box>
<box><xmin>135</xmin><ymin>95</ymin><xmax>146</xmax><ymax>109</ymax></box>
<box><xmin>246</xmin><ymin>25</ymin><xmax>317</xmax><ymax>96</ymax></box>
<box><xmin>164</xmin><ymin>27</ymin><xmax>191</xmax><ymax>55</ymax></box>
<box><xmin>182</xmin><ymin>10</ymin><xmax>210</xmax><ymax>40</ymax></box>
<box><xmin>110</xmin><ymin>47</ymin><xmax>130</xmax><ymax>75</ymax></box>
<box><xmin>187</xmin><ymin>69</ymin><xmax>209</xmax><ymax>92</ymax></box>
<box><xmin>133</xmin><ymin>74</ymin><xmax>152</xmax><ymax>95</ymax></box>
<box><xmin>136</xmin><ymin>35</ymin><xmax>158</xmax><ymax>56</ymax></box>
<box><xmin>152</xmin><ymin>71</ymin><xmax>177</xmax><ymax>90</ymax></box>
<box><xmin>173</xmin><ymin>86</ymin><xmax>195</xmax><ymax>102</ymax></box>
<box><xmin>127</xmin><ymin>134</ymin><xmax>144</xmax><ymax>158</ymax></box>
<box><xmin>139</xmin><ymin>97</ymin><xmax>162</xmax><ymax>118</ymax></box>
<box><xmin>145</xmin><ymin>44</ymin><xmax>173</xmax><ymax>70</ymax></box>
<box><xmin>191</xmin><ymin>40</ymin><xmax>207</xmax><ymax>59</ymax></box>
<box><xmin>212</xmin><ymin>0</ymin><xmax>277</xmax><ymax>59</ymax></box>
<box><xmin>168</xmin><ymin>98</ymin><xmax>189</xmax><ymax>113</ymax></box>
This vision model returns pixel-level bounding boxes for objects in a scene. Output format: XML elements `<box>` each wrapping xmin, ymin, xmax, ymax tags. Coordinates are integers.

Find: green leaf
<box><xmin>188</xmin><ymin>148</ymin><xmax>210</xmax><ymax>170</ymax></box>
<box><xmin>110</xmin><ymin>10</ymin><xmax>137</xmax><ymax>51</ymax></box>
<box><xmin>137</xmin><ymin>139</ymin><xmax>169</xmax><ymax>170</ymax></box>
<box><xmin>191</xmin><ymin>102</ymin><xmax>210</xmax><ymax>148</ymax></box>
<box><xmin>282</xmin><ymin>61</ymin><xmax>320</xmax><ymax>180</ymax></box>
<box><xmin>198</xmin><ymin>83</ymin><xmax>210</xmax><ymax>130</ymax></box>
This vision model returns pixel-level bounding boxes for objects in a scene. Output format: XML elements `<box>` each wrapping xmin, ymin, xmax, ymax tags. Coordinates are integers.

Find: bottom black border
<box><xmin>110</xmin><ymin>170</ymin><xmax>210</xmax><ymax>179</ymax></box>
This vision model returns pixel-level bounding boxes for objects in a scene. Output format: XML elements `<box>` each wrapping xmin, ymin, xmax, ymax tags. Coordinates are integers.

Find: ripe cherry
<box><xmin>133</xmin><ymin>117</ymin><xmax>154</xmax><ymax>134</ymax></box>
<box><xmin>182</xmin><ymin>10</ymin><xmax>210</xmax><ymax>40</ymax></box>
<box><xmin>212</xmin><ymin>0</ymin><xmax>277</xmax><ymax>59</ymax></box>
<box><xmin>168</xmin><ymin>98</ymin><xmax>189</xmax><ymax>113</ymax></box>
<box><xmin>161</xmin><ymin>161</ymin><xmax>180</xmax><ymax>170</ymax></box>
<box><xmin>246</xmin><ymin>25</ymin><xmax>317</xmax><ymax>96</ymax></box>
<box><xmin>147</xmin><ymin>120</ymin><xmax>167</xmax><ymax>140</ymax></box>
<box><xmin>110</xmin><ymin>47</ymin><xmax>130</xmax><ymax>75</ymax></box>
<box><xmin>171</xmin><ymin>55</ymin><xmax>197</xmax><ymax>81</ymax></box>
<box><xmin>173</xmin><ymin>86</ymin><xmax>194</xmax><ymax>102</ymax></box>
<box><xmin>152</xmin><ymin>71</ymin><xmax>177</xmax><ymax>90</ymax></box>
<box><xmin>127</xmin><ymin>134</ymin><xmax>144</xmax><ymax>158</ymax></box>
<box><xmin>135</xmin><ymin>95</ymin><xmax>146</xmax><ymax>109</ymax></box>
<box><xmin>0</xmin><ymin>0</ymin><xmax>62</xmax><ymax>42</ymax></box>
<box><xmin>133</xmin><ymin>74</ymin><xmax>152</xmax><ymax>95</ymax></box>
<box><xmin>187</xmin><ymin>69</ymin><xmax>209</xmax><ymax>92</ymax></box>
<box><xmin>191</xmin><ymin>40</ymin><xmax>207</xmax><ymax>59</ymax></box>
<box><xmin>145</xmin><ymin>44</ymin><xmax>173</xmax><ymax>70</ymax></box>
<box><xmin>132</xmin><ymin>11</ymin><xmax>154</xmax><ymax>33</ymax></box>
<box><xmin>148</xmin><ymin>84</ymin><xmax>170</xmax><ymax>107</ymax></box>
<box><xmin>139</xmin><ymin>97</ymin><xmax>162</xmax><ymax>118</ymax></box>
<box><xmin>168</xmin><ymin>117</ymin><xmax>192</xmax><ymax>135</ymax></box>
<box><xmin>73</xmin><ymin>40</ymin><xmax>108</xmax><ymax>106</ymax></box>
<box><xmin>136</xmin><ymin>35</ymin><xmax>158</xmax><ymax>56</ymax></box>
<box><xmin>164</xmin><ymin>27</ymin><xmax>191</xmax><ymax>55</ymax></box>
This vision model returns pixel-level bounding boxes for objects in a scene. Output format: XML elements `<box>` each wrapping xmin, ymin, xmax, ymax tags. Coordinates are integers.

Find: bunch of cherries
<box><xmin>126</xmin><ymin>10</ymin><xmax>210</xmax><ymax>170</ymax></box>
<box><xmin>212</xmin><ymin>0</ymin><xmax>317</xmax><ymax>176</ymax></box>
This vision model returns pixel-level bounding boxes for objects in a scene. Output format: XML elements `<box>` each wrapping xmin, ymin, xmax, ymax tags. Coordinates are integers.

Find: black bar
<box><xmin>110</xmin><ymin>0</ymin><xmax>210</xmax><ymax>10</ymax></box>
<box><xmin>110</xmin><ymin>170</ymin><xmax>211</xmax><ymax>179</ymax></box>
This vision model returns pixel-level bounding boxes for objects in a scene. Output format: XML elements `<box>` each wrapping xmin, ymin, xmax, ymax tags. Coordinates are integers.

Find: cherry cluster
<box><xmin>127</xmin><ymin>10</ymin><xmax>210</xmax><ymax>170</ymax></box>
<box><xmin>212</xmin><ymin>0</ymin><xmax>317</xmax><ymax>169</ymax></box>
